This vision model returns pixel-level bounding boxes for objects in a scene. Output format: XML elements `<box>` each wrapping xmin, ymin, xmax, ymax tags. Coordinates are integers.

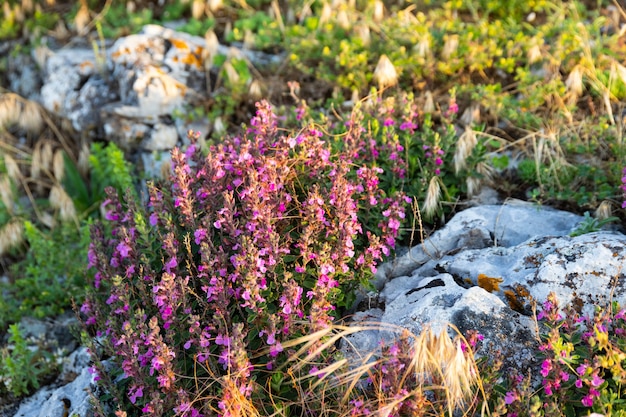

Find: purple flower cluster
<box><xmin>496</xmin><ymin>292</ymin><xmax>626</xmax><ymax>416</ymax></box>
<box><xmin>82</xmin><ymin>100</ymin><xmax>407</xmax><ymax>415</ymax></box>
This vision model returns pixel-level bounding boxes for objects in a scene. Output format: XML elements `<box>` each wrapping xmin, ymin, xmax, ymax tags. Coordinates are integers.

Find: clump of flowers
<box><xmin>318</xmin><ymin>91</ymin><xmax>490</xmax><ymax>225</ymax></box>
<box><xmin>490</xmin><ymin>292</ymin><xmax>626</xmax><ymax>416</ymax></box>
<box><xmin>82</xmin><ymin>100</ymin><xmax>407</xmax><ymax>416</ymax></box>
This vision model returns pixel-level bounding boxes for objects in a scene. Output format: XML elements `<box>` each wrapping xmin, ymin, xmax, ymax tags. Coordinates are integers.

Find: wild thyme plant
<box><xmin>295</xmin><ymin>91</ymin><xmax>489</xmax><ymax>228</ymax></box>
<box><xmin>83</xmin><ymin>100</ymin><xmax>407</xmax><ymax>416</ymax></box>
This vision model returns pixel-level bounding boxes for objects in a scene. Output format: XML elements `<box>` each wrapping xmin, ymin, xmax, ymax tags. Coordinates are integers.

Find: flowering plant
<box><xmin>491</xmin><ymin>292</ymin><xmax>626</xmax><ymax>417</ymax></box>
<box><xmin>293</xmin><ymin>90</ymin><xmax>490</xmax><ymax>228</ymax></box>
<box><xmin>82</xmin><ymin>100</ymin><xmax>407</xmax><ymax>416</ymax></box>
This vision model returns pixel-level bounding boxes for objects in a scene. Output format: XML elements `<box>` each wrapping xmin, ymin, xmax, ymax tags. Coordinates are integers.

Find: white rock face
<box><xmin>346</xmin><ymin>203</ymin><xmax>626</xmax><ymax>374</ymax></box>
<box><xmin>12</xmin><ymin>348</ymin><xmax>94</xmax><ymax>417</ymax></box>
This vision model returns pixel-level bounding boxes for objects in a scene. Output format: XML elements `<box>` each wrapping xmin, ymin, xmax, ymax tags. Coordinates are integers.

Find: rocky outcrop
<box><xmin>345</xmin><ymin>202</ymin><xmax>626</xmax><ymax>374</ymax></box>
<box><xmin>13</xmin><ymin>24</ymin><xmax>282</xmax><ymax>178</ymax></box>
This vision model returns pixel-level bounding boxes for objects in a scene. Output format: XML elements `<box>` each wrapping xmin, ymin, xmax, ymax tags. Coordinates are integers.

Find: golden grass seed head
<box><xmin>319</xmin><ymin>3</ymin><xmax>332</xmax><ymax>26</ymax></box>
<box><xmin>0</xmin><ymin>94</ymin><xmax>22</xmax><ymax>130</ymax></box>
<box><xmin>223</xmin><ymin>20</ymin><xmax>232</xmax><ymax>42</ymax></box>
<box><xmin>3</xmin><ymin>153</ymin><xmax>22</xmax><ymax>182</ymax></box>
<box><xmin>19</xmin><ymin>99</ymin><xmax>44</xmax><ymax>135</ymax></box>
<box><xmin>527</xmin><ymin>42</ymin><xmax>543</xmax><ymax>65</ymax></box>
<box><xmin>336</xmin><ymin>10</ymin><xmax>351</xmax><ymax>30</ymax></box>
<box><xmin>39</xmin><ymin>211</ymin><xmax>55</xmax><ymax>229</ymax></box>
<box><xmin>373</xmin><ymin>54</ymin><xmax>398</xmax><ymax>89</ymax></box>
<box><xmin>373</xmin><ymin>0</ymin><xmax>384</xmax><ymax>22</ymax></box>
<box><xmin>208</xmin><ymin>0</ymin><xmax>223</xmax><ymax>12</ymax></box>
<box><xmin>443</xmin><ymin>339</ymin><xmax>477</xmax><ymax>409</ymax></box>
<box><xmin>423</xmin><ymin>176</ymin><xmax>441</xmax><ymax>218</ymax></box>
<box><xmin>243</xmin><ymin>29</ymin><xmax>255</xmax><ymax>49</ymax></box>
<box><xmin>77</xmin><ymin>141</ymin><xmax>90</xmax><ymax>177</ymax></box>
<box><xmin>53</xmin><ymin>149</ymin><xmax>65</xmax><ymax>182</ymax></box>
<box><xmin>213</xmin><ymin>116</ymin><xmax>225</xmax><ymax>135</ymax></box>
<box><xmin>565</xmin><ymin>65</ymin><xmax>584</xmax><ymax>97</ymax></box>
<box><xmin>423</xmin><ymin>91</ymin><xmax>435</xmax><ymax>114</ymax></box>
<box><xmin>31</xmin><ymin>142</ymin><xmax>42</xmax><ymax>181</ymax></box>
<box><xmin>460</xmin><ymin>102</ymin><xmax>480</xmax><ymax>125</ymax></box>
<box><xmin>192</xmin><ymin>0</ymin><xmax>205</xmax><ymax>20</ymax></box>
<box><xmin>33</xmin><ymin>45</ymin><xmax>52</xmax><ymax>71</ymax></box>
<box><xmin>22</xmin><ymin>0</ymin><xmax>34</xmax><ymax>14</ymax></box>
<box><xmin>454</xmin><ymin>126</ymin><xmax>477</xmax><ymax>174</ymax></box>
<box><xmin>0</xmin><ymin>219</ymin><xmax>24</xmax><ymax>256</ymax></box>
<box><xmin>40</xmin><ymin>141</ymin><xmax>54</xmax><ymax>173</ymax></box>
<box><xmin>354</xmin><ymin>23</ymin><xmax>371</xmax><ymax>47</ymax></box>
<box><xmin>13</xmin><ymin>3</ymin><xmax>24</xmax><ymax>24</ymax></box>
<box><xmin>204</xmin><ymin>29</ymin><xmax>219</xmax><ymax>68</ymax></box>
<box><xmin>49</xmin><ymin>184</ymin><xmax>77</xmax><ymax>222</ymax></box>
<box><xmin>615</xmin><ymin>62</ymin><xmax>626</xmax><ymax>87</ymax></box>
<box><xmin>248</xmin><ymin>79</ymin><xmax>263</xmax><ymax>100</ymax></box>
<box><xmin>74</xmin><ymin>4</ymin><xmax>90</xmax><ymax>35</ymax></box>
<box><xmin>351</xmin><ymin>88</ymin><xmax>360</xmax><ymax>105</ymax></box>
<box><xmin>466</xmin><ymin>176</ymin><xmax>482</xmax><ymax>197</ymax></box>
<box><xmin>595</xmin><ymin>200</ymin><xmax>613</xmax><ymax>220</ymax></box>
<box><xmin>0</xmin><ymin>175</ymin><xmax>14</xmax><ymax>214</ymax></box>
<box><xmin>414</xmin><ymin>34</ymin><xmax>430</xmax><ymax>58</ymax></box>
<box><xmin>223</xmin><ymin>61</ymin><xmax>240</xmax><ymax>84</ymax></box>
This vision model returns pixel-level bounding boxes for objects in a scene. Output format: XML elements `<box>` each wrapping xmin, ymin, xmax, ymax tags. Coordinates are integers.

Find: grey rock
<box><xmin>65</xmin><ymin>75</ymin><xmax>118</xmax><ymax>132</ymax></box>
<box><xmin>101</xmin><ymin>107</ymin><xmax>151</xmax><ymax>152</ymax></box>
<box><xmin>140</xmin><ymin>150</ymin><xmax>172</xmax><ymax>179</ymax></box>
<box><xmin>7</xmin><ymin>53</ymin><xmax>42</xmax><ymax>100</ymax></box>
<box><xmin>376</xmin><ymin>203</ymin><xmax>583</xmax><ymax>282</ymax></box>
<box><xmin>175</xmin><ymin>116</ymin><xmax>212</xmax><ymax>146</ymax></box>
<box><xmin>13</xmin><ymin>348</ymin><xmax>94</xmax><ymax>417</ymax></box>
<box><xmin>440</xmin><ymin>232</ymin><xmax>626</xmax><ymax>318</ymax></box>
<box><xmin>348</xmin><ymin>204</ymin><xmax>625</xmax><ymax>376</ymax></box>
<box><xmin>141</xmin><ymin>123</ymin><xmax>179</xmax><ymax>151</ymax></box>
<box><xmin>40</xmin><ymin>48</ymin><xmax>99</xmax><ymax>115</ymax></box>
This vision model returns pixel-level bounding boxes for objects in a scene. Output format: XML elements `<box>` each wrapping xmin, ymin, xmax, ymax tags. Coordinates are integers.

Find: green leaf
<box><xmin>61</xmin><ymin>152</ymin><xmax>90</xmax><ymax>214</ymax></box>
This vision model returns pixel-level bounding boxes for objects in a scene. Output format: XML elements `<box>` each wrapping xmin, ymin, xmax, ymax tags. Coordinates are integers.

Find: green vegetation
<box><xmin>0</xmin><ymin>323</ymin><xmax>60</xmax><ymax>397</ymax></box>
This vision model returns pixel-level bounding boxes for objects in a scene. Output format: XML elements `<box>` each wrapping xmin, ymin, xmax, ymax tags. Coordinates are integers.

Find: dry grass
<box><xmin>0</xmin><ymin>219</ymin><xmax>24</xmax><ymax>256</ymax></box>
<box><xmin>245</xmin><ymin>321</ymin><xmax>484</xmax><ymax>417</ymax></box>
<box><xmin>423</xmin><ymin>176</ymin><xmax>442</xmax><ymax>219</ymax></box>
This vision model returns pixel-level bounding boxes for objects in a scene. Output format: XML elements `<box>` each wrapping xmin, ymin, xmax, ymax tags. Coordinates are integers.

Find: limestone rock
<box><xmin>375</xmin><ymin>202</ymin><xmax>583</xmax><ymax>284</ymax></box>
<box><xmin>141</xmin><ymin>122</ymin><xmax>179</xmax><ymax>151</ymax></box>
<box><xmin>348</xmin><ymin>204</ymin><xmax>626</xmax><ymax>375</ymax></box>
<box><xmin>13</xmin><ymin>348</ymin><xmax>94</xmax><ymax>417</ymax></box>
<box><xmin>7</xmin><ymin>53</ymin><xmax>42</xmax><ymax>100</ymax></box>
<box><xmin>40</xmin><ymin>48</ymin><xmax>101</xmax><ymax>116</ymax></box>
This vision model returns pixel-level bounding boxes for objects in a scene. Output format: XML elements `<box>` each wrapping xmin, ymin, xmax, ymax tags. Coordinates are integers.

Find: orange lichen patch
<box><xmin>170</xmin><ymin>38</ymin><xmax>190</xmax><ymax>50</ymax></box>
<box><xmin>512</xmin><ymin>284</ymin><xmax>530</xmax><ymax>299</ymax></box>
<box><xmin>464</xmin><ymin>277</ymin><xmax>472</xmax><ymax>285</ymax></box>
<box><xmin>180</xmin><ymin>53</ymin><xmax>203</xmax><ymax>68</ymax></box>
<box><xmin>79</xmin><ymin>61</ymin><xmax>94</xmax><ymax>70</ymax></box>
<box><xmin>504</xmin><ymin>289</ymin><xmax>525</xmax><ymax>312</ymax></box>
<box><xmin>477</xmin><ymin>273</ymin><xmax>503</xmax><ymax>293</ymax></box>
